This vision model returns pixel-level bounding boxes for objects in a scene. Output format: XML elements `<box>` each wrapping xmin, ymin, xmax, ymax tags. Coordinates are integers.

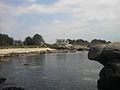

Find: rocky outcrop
<box><xmin>88</xmin><ymin>42</ymin><xmax>120</xmax><ymax>90</ymax></box>
<box><xmin>88</xmin><ymin>45</ymin><xmax>106</xmax><ymax>65</ymax></box>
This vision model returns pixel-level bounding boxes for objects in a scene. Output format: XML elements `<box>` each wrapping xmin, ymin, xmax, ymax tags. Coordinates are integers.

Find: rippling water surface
<box><xmin>0</xmin><ymin>52</ymin><xmax>102</xmax><ymax>90</ymax></box>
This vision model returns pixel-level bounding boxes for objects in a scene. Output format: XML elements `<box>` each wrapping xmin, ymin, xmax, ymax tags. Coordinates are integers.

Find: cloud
<box><xmin>0</xmin><ymin>0</ymin><xmax>120</xmax><ymax>42</ymax></box>
<box><xmin>0</xmin><ymin>19</ymin><xmax>16</xmax><ymax>32</ymax></box>
<box><xmin>25</xmin><ymin>16</ymin><xmax>120</xmax><ymax>43</ymax></box>
<box><xmin>14</xmin><ymin>0</ymin><xmax>120</xmax><ymax>19</ymax></box>
<box><xmin>0</xmin><ymin>3</ymin><xmax>15</xmax><ymax>15</ymax></box>
<box><xmin>1</xmin><ymin>0</ymin><xmax>120</xmax><ymax>20</ymax></box>
<box><xmin>26</xmin><ymin>0</ymin><xmax>36</xmax><ymax>3</ymax></box>
<box><xmin>14</xmin><ymin>0</ymin><xmax>85</xmax><ymax>15</ymax></box>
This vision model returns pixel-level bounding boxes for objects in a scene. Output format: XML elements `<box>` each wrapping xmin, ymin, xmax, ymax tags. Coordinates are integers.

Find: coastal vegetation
<box><xmin>0</xmin><ymin>33</ymin><xmax>46</xmax><ymax>48</ymax></box>
<box><xmin>24</xmin><ymin>34</ymin><xmax>45</xmax><ymax>45</ymax></box>
<box><xmin>0</xmin><ymin>34</ymin><xmax>14</xmax><ymax>46</ymax></box>
<box><xmin>90</xmin><ymin>39</ymin><xmax>111</xmax><ymax>45</ymax></box>
<box><xmin>0</xmin><ymin>33</ymin><xmax>111</xmax><ymax>49</ymax></box>
<box><xmin>67</xmin><ymin>39</ymin><xmax>89</xmax><ymax>46</ymax></box>
<box><xmin>51</xmin><ymin>39</ymin><xmax>111</xmax><ymax>51</ymax></box>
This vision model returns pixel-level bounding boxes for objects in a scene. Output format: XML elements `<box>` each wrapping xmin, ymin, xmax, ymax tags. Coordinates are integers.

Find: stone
<box><xmin>23</xmin><ymin>63</ymin><xmax>30</xmax><ymax>66</ymax></box>
<box><xmin>0</xmin><ymin>78</ymin><xmax>6</xmax><ymax>84</ymax></box>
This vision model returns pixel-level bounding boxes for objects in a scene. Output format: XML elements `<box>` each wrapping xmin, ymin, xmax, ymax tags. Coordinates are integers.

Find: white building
<box><xmin>56</xmin><ymin>39</ymin><xmax>69</xmax><ymax>45</ymax></box>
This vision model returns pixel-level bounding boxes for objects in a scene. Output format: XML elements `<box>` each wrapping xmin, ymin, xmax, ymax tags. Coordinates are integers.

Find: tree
<box><xmin>0</xmin><ymin>34</ymin><xmax>14</xmax><ymax>46</ymax></box>
<box><xmin>67</xmin><ymin>39</ymin><xmax>89</xmax><ymax>46</ymax></box>
<box><xmin>76</xmin><ymin>39</ymin><xmax>89</xmax><ymax>46</ymax></box>
<box><xmin>32</xmin><ymin>34</ymin><xmax>45</xmax><ymax>45</ymax></box>
<box><xmin>24</xmin><ymin>34</ymin><xmax>45</xmax><ymax>45</ymax></box>
<box><xmin>67</xmin><ymin>39</ymin><xmax>72</xmax><ymax>44</ymax></box>
<box><xmin>90</xmin><ymin>39</ymin><xmax>111</xmax><ymax>45</ymax></box>
<box><xmin>24</xmin><ymin>36</ymin><xmax>33</xmax><ymax>45</ymax></box>
<box><xmin>14</xmin><ymin>40</ymin><xmax>23</xmax><ymax>46</ymax></box>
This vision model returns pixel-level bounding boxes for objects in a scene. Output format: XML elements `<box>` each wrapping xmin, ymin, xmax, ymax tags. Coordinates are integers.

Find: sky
<box><xmin>0</xmin><ymin>0</ymin><xmax>120</xmax><ymax>43</ymax></box>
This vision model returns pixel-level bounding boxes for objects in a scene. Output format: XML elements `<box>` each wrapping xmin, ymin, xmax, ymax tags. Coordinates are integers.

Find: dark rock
<box><xmin>24</xmin><ymin>64</ymin><xmax>30</xmax><ymax>66</ymax></box>
<box><xmin>88</xmin><ymin>45</ymin><xmax>106</xmax><ymax>65</ymax></box>
<box><xmin>88</xmin><ymin>45</ymin><xmax>105</xmax><ymax>60</ymax></box>
<box><xmin>2</xmin><ymin>87</ymin><xmax>24</xmax><ymax>90</ymax></box>
<box><xmin>0</xmin><ymin>78</ymin><xmax>6</xmax><ymax>84</ymax></box>
<box><xmin>88</xmin><ymin>42</ymin><xmax>120</xmax><ymax>65</ymax></box>
<box><xmin>102</xmin><ymin>42</ymin><xmax>120</xmax><ymax>61</ymax></box>
<box><xmin>99</xmin><ymin>63</ymin><xmax>120</xmax><ymax>79</ymax></box>
<box><xmin>97</xmin><ymin>78</ymin><xmax>120</xmax><ymax>90</ymax></box>
<box><xmin>88</xmin><ymin>42</ymin><xmax>120</xmax><ymax>90</ymax></box>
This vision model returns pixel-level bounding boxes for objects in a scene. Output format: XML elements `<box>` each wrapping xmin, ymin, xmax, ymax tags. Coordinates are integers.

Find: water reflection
<box><xmin>24</xmin><ymin>54</ymin><xmax>46</xmax><ymax>66</ymax></box>
<box><xmin>0</xmin><ymin>52</ymin><xmax>102</xmax><ymax>90</ymax></box>
<box><xmin>56</xmin><ymin>53</ymin><xmax>66</xmax><ymax>61</ymax></box>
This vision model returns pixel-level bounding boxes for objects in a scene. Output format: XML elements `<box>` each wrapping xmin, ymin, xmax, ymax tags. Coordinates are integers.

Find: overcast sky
<box><xmin>0</xmin><ymin>0</ymin><xmax>120</xmax><ymax>43</ymax></box>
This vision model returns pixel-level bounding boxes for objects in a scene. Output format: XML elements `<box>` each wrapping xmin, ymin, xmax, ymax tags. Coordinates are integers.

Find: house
<box><xmin>56</xmin><ymin>39</ymin><xmax>69</xmax><ymax>45</ymax></box>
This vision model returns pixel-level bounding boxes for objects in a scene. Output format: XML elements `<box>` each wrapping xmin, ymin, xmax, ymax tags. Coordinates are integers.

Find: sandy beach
<box><xmin>0</xmin><ymin>48</ymin><xmax>56</xmax><ymax>59</ymax></box>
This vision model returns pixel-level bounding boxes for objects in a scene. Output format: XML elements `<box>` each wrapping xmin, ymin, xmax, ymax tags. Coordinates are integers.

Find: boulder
<box><xmin>88</xmin><ymin>45</ymin><xmax>106</xmax><ymax>65</ymax></box>
<box><xmin>102</xmin><ymin>42</ymin><xmax>120</xmax><ymax>61</ymax></box>
<box><xmin>88</xmin><ymin>42</ymin><xmax>120</xmax><ymax>65</ymax></box>
<box><xmin>88</xmin><ymin>42</ymin><xmax>120</xmax><ymax>90</ymax></box>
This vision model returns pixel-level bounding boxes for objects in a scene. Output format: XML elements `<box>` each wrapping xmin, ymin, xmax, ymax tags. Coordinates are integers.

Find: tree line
<box><xmin>0</xmin><ymin>33</ymin><xmax>111</xmax><ymax>46</ymax></box>
<box><xmin>67</xmin><ymin>39</ymin><xmax>89</xmax><ymax>46</ymax></box>
<box><xmin>67</xmin><ymin>39</ymin><xmax>111</xmax><ymax>47</ymax></box>
<box><xmin>0</xmin><ymin>33</ymin><xmax>45</xmax><ymax>46</ymax></box>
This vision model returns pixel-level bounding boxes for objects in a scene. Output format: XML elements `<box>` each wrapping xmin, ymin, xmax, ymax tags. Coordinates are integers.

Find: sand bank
<box><xmin>0</xmin><ymin>48</ymin><xmax>56</xmax><ymax>60</ymax></box>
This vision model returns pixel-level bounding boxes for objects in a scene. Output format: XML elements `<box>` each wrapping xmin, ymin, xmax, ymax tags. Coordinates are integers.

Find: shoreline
<box><xmin>0</xmin><ymin>47</ymin><xmax>88</xmax><ymax>62</ymax></box>
<box><xmin>0</xmin><ymin>48</ymin><xmax>56</xmax><ymax>62</ymax></box>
